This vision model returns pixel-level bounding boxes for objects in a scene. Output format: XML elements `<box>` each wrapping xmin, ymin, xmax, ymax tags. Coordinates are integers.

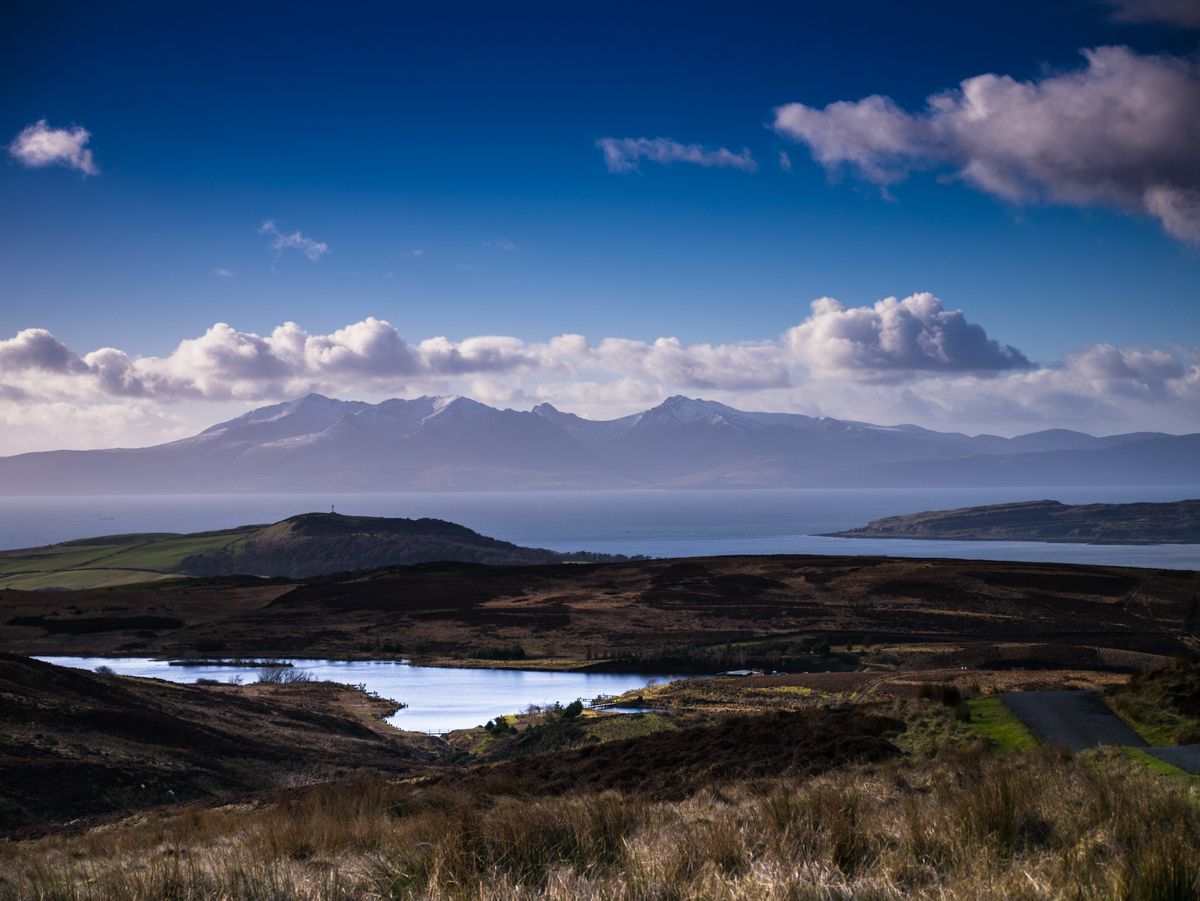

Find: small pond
<box><xmin>35</xmin><ymin>656</ymin><xmax>679</xmax><ymax>733</ymax></box>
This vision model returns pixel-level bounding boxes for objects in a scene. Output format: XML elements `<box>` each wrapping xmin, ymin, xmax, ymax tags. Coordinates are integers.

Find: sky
<box><xmin>1</xmin><ymin>0</ymin><xmax>1198</xmax><ymax>453</ymax></box>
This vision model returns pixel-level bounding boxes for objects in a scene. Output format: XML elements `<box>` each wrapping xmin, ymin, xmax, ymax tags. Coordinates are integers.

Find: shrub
<box><xmin>256</xmin><ymin>667</ymin><xmax>313</xmax><ymax>684</ymax></box>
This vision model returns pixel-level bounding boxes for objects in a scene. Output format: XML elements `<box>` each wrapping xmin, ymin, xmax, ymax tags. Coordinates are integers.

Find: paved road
<box><xmin>1001</xmin><ymin>690</ymin><xmax>1200</xmax><ymax>774</ymax></box>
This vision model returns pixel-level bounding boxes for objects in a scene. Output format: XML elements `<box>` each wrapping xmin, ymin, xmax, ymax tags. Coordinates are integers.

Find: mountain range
<box><xmin>0</xmin><ymin>393</ymin><xmax>1196</xmax><ymax>493</ymax></box>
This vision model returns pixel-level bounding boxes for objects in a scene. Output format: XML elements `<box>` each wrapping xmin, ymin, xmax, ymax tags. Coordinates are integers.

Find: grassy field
<box><xmin>0</xmin><ymin>527</ymin><xmax>255</xmax><ymax>589</ymax></box>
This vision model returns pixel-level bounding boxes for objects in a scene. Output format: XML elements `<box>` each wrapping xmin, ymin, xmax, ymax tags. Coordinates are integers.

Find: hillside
<box><xmin>0</xmin><ymin>653</ymin><xmax>438</xmax><ymax>835</ymax></box>
<box><xmin>3</xmin><ymin>554</ymin><xmax>1196</xmax><ymax>672</ymax></box>
<box><xmin>0</xmin><ymin>393</ymin><xmax>1195</xmax><ymax>492</ymax></box>
<box><xmin>830</xmin><ymin>498</ymin><xmax>1200</xmax><ymax>544</ymax></box>
<box><xmin>0</xmin><ymin>513</ymin><xmax>575</xmax><ymax>589</ymax></box>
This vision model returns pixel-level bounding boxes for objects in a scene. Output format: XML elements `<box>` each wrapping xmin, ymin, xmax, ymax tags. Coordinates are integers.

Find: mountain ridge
<box><xmin>0</xmin><ymin>393</ymin><xmax>1195</xmax><ymax>493</ymax></box>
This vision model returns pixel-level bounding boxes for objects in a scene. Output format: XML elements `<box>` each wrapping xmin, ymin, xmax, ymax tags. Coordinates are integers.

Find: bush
<box><xmin>256</xmin><ymin>667</ymin><xmax>313</xmax><ymax>684</ymax></box>
<box><xmin>918</xmin><ymin>682</ymin><xmax>964</xmax><ymax>707</ymax></box>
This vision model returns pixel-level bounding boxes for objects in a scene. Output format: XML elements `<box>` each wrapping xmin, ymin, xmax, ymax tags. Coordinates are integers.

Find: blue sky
<box><xmin>1</xmin><ymin>0</ymin><xmax>1198</xmax><ymax>450</ymax></box>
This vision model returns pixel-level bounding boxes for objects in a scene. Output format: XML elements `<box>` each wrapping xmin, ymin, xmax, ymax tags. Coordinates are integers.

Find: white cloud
<box><xmin>784</xmin><ymin>293</ymin><xmax>1032</xmax><ymax>377</ymax></box>
<box><xmin>8</xmin><ymin>120</ymin><xmax>98</xmax><ymax>175</ymax></box>
<box><xmin>0</xmin><ymin>401</ymin><xmax>190</xmax><ymax>454</ymax></box>
<box><xmin>597</xmin><ymin>137</ymin><xmax>758</xmax><ymax>173</ymax></box>
<box><xmin>774</xmin><ymin>46</ymin><xmax>1200</xmax><ymax>243</ymax></box>
<box><xmin>484</xmin><ymin>240</ymin><xmax>517</xmax><ymax>252</ymax></box>
<box><xmin>777</xmin><ymin>151</ymin><xmax>792</xmax><ymax>173</ymax></box>
<box><xmin>1102</xmin><ymin>0</ymin><xmax>1200</xmax><ymax>27</ymax></box>
<box><xmin>214</xmin><ymin>267</ymin><xmax>234</xmax><ymax>278</ymax></box>
<box><xmin>590</xmin><ymin>336</ymin><xmax>790</xmax><ymax>390</ymax></box>
<box><xmin>258</xmin><ymin>220</ymin><xmax>329</xmax><ymax>260</ymax></box>
<box><xmin>0</xmin><ymin>299</ymin><xmax>1196</xmax><ymax>450</ymax></box>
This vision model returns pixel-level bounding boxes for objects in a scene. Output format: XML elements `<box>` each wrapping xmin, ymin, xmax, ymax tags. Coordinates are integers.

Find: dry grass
<box><xmin>3</xmin><ymin>746</ymin><xmax>1199</xmax><ymax>900</ymax></box>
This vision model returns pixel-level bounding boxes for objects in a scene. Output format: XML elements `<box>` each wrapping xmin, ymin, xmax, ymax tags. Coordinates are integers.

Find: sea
<box><xmin>0</xmin><ymin>486</ymin><xmax>1197</xmax><ymax>570</ymax></box>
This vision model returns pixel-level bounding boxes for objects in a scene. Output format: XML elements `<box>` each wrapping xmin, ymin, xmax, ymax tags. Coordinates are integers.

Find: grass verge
<box><xmin>967</xmin><ymin>695</ymin><xmax>1037</xmax><ymax>751</ymax></box>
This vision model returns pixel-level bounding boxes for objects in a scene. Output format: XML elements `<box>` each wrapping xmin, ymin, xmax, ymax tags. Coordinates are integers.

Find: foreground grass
<box><xmin>1121</xmin><ymin>747</ymin><xmax>1200</xmax><ymax>785</ymax></box>
<box><xmin>4</xmin><ymin>747</ymin><xmax>1200</xmax><ymax>900</ymax></box>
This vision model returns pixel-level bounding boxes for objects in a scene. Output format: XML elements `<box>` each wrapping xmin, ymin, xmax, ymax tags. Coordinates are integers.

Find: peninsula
<box><xmin>829</xmin><ymin>499</ymin><xmax>1200</xmax><ymax>545</ymax></box>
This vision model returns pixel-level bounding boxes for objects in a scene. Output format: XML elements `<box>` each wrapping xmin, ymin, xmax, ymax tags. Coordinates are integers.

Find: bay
<box><xmin>2</xmin><ymin>486</ymin><xmax>1198</xmax><ymax>569</ymax></box>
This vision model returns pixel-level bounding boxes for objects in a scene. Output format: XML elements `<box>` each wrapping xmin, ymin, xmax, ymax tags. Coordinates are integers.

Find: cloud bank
<box><xmin>8</xmin><ymin>120</ymin><xmax>98</xmax><ymax>175</ymax></box>
<box><xmin>1</xmin><ymin>294</ymin><xmax>1196</xmax><ymax>452</ymax></box>
<box><xmin>773</xmin><ymin>46</ymin><xmax>1200</xmax><ymax>243</ymax></box>
<box><xmin>597</xmin><ymin>137</ymin><xmax>758</xmax><ymax>173</ymax></box>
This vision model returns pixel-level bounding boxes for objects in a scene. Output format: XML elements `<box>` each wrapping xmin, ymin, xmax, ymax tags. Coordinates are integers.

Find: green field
<box><xmin>0</xmin><ymin>527</ymin><xmax>259</xmax><ymax>590</ymax></box>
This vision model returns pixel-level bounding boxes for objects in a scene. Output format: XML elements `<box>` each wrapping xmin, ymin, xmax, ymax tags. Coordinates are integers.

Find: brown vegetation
<box><xmin>0</xmin><ymin>655</ymin><xmax>439</xmax><ymax>836</ymax></box>
<box><xmin>4</xmin><ymin>745</ymin><xmax>1199</xmax><ymax>899</ymax></box>
<box><xmin>1107</xmin><ymin>658</ymin><xmax>1200</xmax><ymax>744</ymax></box>
<box><xmin>3</xmin><ymin>554</ymin><xmax>1196</xmax><ymax>672</ymax></box>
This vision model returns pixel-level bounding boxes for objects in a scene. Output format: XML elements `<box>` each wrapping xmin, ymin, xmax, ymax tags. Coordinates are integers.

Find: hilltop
<box><xmin>830</xmin><ymin>498</ymin><xmax>1200</xmax><ymax>545</ymax></box>
<box><xmin>0</xmin><ymin>513</ymin><xmax>597</xmax><ymax>589</ymax></box>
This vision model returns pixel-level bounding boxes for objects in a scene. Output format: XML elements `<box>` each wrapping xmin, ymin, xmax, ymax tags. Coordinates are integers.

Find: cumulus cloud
<box><xmin>773</xmin><ymin>46</ymin><xmax>1200</xmax><ymax>243</ymax></box>
<box><xmin>8</xmin><ymin>120</ymin><xmax>98</xmax><ymax>175</ymax></box>
<box><xmin>258</xmin><ymin>220</ymin><xmax>329</xmax><ymax>260</ymax></box>
<box><xmin>0</xmin><ymin>328</ymin><xmax>87</xmax><ymax>374</ymax></box>
<box><xmin>591</xmin><ymin>337</ymin><xmax>789</xmax><ymax>390</ymax></box>
<box><xmin>0</xmin><ymin>300</ymin><xmax>1197</xmax><ymax>447</ymax></box>
<box><xmin>1102</xmin><ymin>0</ymin><xmax>1200</xmax><ymax>27</ymax></box>
<box><xmin>785</xmin><ymin>293</ymin><xmax>1031</xmax><ymax>377</ymax></box>
<box><xmin>597</xmin><ymin>137</ymin><xmax>758</xmax><ymax>173</ymax></box>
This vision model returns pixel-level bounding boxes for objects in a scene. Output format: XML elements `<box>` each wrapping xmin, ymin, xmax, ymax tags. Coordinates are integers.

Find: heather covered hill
<box><xmin>0</xmin><ymin>654</ymin><xmax>437</xmax><ymax>835</ymax></box>
<box><xmin>0</xmin><ymin>512</ymin><xmax>582</xmax><ymax>588</ymax></box>
<box><xmin>4</xmin><ymin>554</ymin><xmax>1197</xmax><ymax>670</ymax></box>
<box><xmin>831</xmin><ymin>498</ymin><xmax>1200</xmax><ymax>544</ymax></box>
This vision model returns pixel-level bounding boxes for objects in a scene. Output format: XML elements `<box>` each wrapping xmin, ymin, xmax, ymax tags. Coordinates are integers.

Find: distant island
<box><xmin>829</xmin><ymin>499</ymin><xmax>1200</xmax><ymax>545</ymax></box>
<box><xmin>0</xmin><ymin>512</ymin><xmax>627</xmax><ymax>589</ymax></box>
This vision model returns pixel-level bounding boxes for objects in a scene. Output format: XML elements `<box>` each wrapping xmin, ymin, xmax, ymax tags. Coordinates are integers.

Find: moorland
<box><xmin>4</xmin><ymin>540</ymin><xmax>1200</xmax><ymax>898</ymax></box>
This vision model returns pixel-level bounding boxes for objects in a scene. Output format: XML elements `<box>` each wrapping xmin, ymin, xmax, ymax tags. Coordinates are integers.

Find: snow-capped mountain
<box><xmin>0</xmin><ymin>394</ymin><xmax>1192</xmax><ymax>493</ymax></box>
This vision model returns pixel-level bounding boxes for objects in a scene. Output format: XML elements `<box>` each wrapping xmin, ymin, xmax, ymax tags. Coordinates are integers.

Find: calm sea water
<box><xmin>2</xmin><ymin>487</ymin><xmax>1198</xmax><ymax>569</ymax></box>
<box><xmin>35</xmin><ymin>656</ymin><xmax>674</xmax><ymax>733</ymax></box>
